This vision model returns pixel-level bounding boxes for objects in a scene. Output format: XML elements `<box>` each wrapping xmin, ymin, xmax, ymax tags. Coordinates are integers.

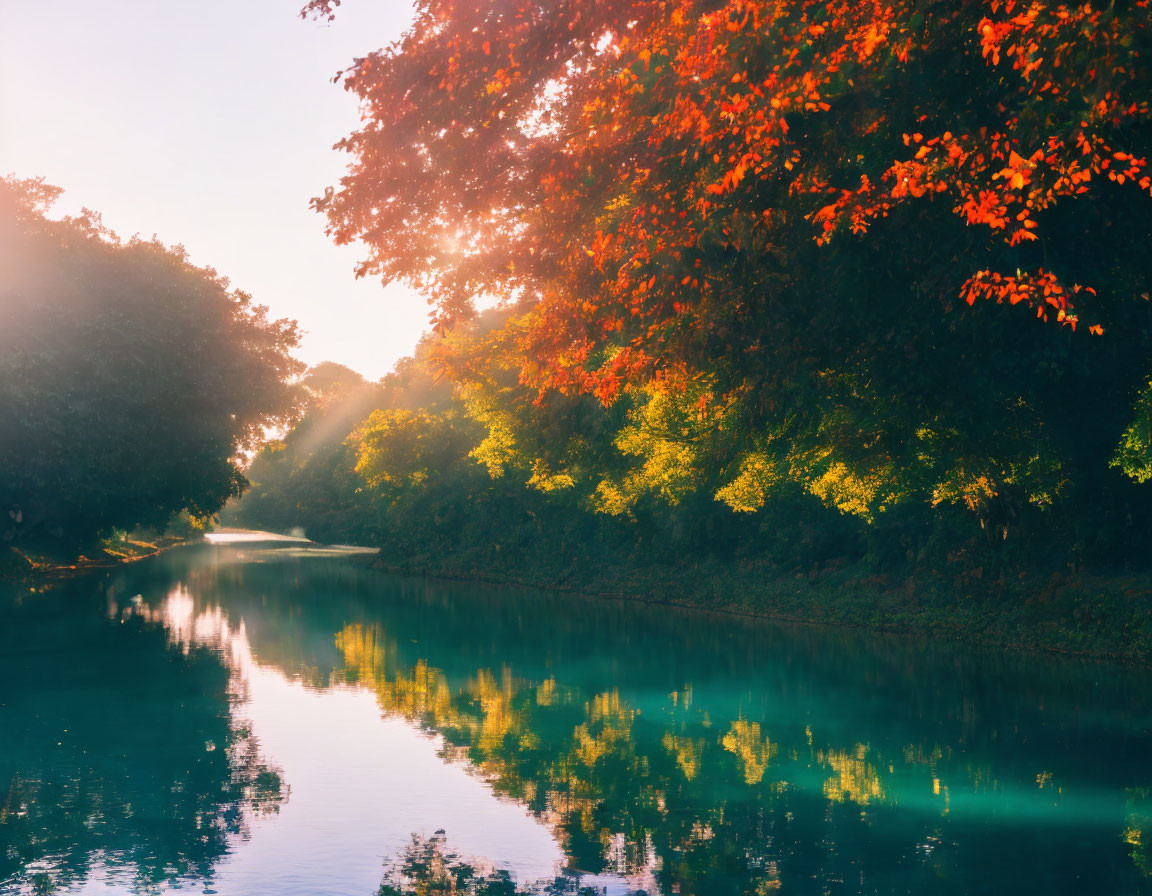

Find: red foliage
<box><xmin>309</xmin><ymin>0</ymin><xmax>1151</xmax><ymax>400</ymax></box>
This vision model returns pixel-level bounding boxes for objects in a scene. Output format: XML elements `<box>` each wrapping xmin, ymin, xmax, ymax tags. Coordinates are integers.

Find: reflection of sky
<box><xmin>179</xmin><ymin>671</ymin><xmax>565</xmax><ymax>895</ymax></box>
<box><xmin>92</xmin><ymin>586</ymin><xmax>566</xmax><ymax>896</ymax></box>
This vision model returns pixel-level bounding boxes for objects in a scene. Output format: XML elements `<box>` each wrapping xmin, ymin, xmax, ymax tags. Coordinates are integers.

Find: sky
<box><xmin>0</xmin><ymin>0</ymin><xmax>427</xmax><ymax>381</ymax></box>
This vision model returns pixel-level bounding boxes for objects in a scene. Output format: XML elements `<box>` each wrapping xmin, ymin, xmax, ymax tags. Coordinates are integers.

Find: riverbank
<box><xmin>26</xmin><ymin>523</ymin><xmax>1145</xmax><ymax>666</ymax></box>
<box><xmin>0</xmin><ymin>533</ymin><xmax>189</xmax><ymax>582</ymax></box>
<box><xmin>372</xmin><ymin>552</ymin><xmax>1152</xmax><ymax>666</ymax></box>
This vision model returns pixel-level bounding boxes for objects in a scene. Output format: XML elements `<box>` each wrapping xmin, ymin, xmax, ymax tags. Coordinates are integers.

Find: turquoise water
<box><xmin>1</xmin><ymin>540</ymin><xmax>1151</xmax><ymax>895</ymax></box>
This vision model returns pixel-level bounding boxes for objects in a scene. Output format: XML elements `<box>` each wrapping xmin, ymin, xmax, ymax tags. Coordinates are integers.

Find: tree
<box><xmin>307</xmin><ymin>0</ymin><xmax>1150</xmax><ymax>383</ymax></box>
<box><xmin>0</xmin><ymin>176</ymin><xmax>304</xmax><ymax>551</ymax></box>
<box><xmin>304</xmin><ymin>0</ymin><xmax>1152</xmax><ymax>553</ymax></box>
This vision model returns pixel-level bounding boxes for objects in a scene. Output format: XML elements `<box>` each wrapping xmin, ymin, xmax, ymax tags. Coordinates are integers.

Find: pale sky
<box><xmin>0</xmin><ymin>0</ymin><xmax>428</xmax><ymax>381</ymax></box>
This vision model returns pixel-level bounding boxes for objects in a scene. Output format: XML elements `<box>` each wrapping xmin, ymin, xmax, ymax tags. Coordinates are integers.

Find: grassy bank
<box><xmin>371</xmin><ymin>548</ymin><xmax>1152</xmax><ymax>666</ymax></box>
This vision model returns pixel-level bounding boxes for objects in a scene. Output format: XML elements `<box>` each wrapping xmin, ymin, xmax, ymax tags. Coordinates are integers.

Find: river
<box><xmin>1</xmin><ymin>539</ymin><xmax>1150</xmax><ymax>895</ymax></box>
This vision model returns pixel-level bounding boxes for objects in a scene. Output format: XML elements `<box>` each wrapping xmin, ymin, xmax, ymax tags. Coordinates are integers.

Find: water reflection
<box><xmin>0</xmin><ymin>582</ymin><xmax>284</xmax><ymax>896</ymax></box>
<box><xmin>3</xmin><ymin>543</ymin><xmax>1152</xmax><ymax>895</ymax></box>
<box><xmin>332</xmin><ymin>620</ymin><xmax>1151</xmax><ymax>894</ymax></box>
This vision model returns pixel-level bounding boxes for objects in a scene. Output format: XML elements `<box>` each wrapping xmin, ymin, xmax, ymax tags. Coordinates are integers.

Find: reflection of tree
<box><xmin>720</xmin><ymin>720</ymin><xmax>777</xmax><ymax>785</ymax></box>
<box><xmin>337</xmin><ymin>624</ymin><xmax>793</xmax><ymax>893</ymax></box>
<box><xmin>0</xmin><ymin>589</ymin><xmax>285</xmax><ymax>894</ymax></box>
<box><xmin>338</xmin><ymin>619</ymin><xmax>1152</xmax><ymax>896</ymax></box>
<box><xmin>820</xmin><ymin>745</ymin><xmax>885</xmax><ymax>806</ymax></box>
<box><xmin>378</xmin><ymin>831</ymin><xmax>593</xmax><ymax>896</ymax></box>
<box><xmin>1127</xmin><ymin>788</ymin><xmax>1152</xmax><ymax>878</ymax></box>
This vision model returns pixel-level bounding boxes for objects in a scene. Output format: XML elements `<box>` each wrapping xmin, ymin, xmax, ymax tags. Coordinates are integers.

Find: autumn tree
<box><xmin>304</xmin><ymin>0</ymin><xmax>1152</xmax><ymax>554</ymax></box>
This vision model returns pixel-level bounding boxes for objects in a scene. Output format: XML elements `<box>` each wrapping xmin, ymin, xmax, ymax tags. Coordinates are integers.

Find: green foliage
<box><xmin>166</xmin><ymin>509</ymin><xmax>216</xmax><ymax>540</ymax></box>
<box><xmin>0</xmin><ymin>176</ymin><xmax>303</xmax><ymax>553</ymax></box>
<box><xmin>1114</xmin><ymin>381</ymin><xmax>1152</xmax><ymax>484</ymax></box>
<box><xmin>229</xmin><ymin>288</ymin><xmax>1152</xmax><ymax>599</ymax></box>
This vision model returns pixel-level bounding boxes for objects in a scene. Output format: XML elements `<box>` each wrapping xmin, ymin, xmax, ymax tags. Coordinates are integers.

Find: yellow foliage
<box><xmin>592</xmin><ymin>383</ymin><xmax>730</xmax><ymax>514</ymax></box>
<box><xmin>353</xmin><ymin>408</ymin><xmax>441</xmax><ymax>489</ymax></box>
<box><xmin>527</xmin><ymin>459</ymin><xmax>576</xmax><ymax>492</ymax></box>
<box><xmin>461</xmin><ymin>383</ymin><xmax>520</xmax><ymax>478</ymax></box>
<box><xmin>594</xmin><ymin>480</ymin><xmax>635</xmax><ymax>516</ymax></box>
<box><xmin>1113</xmin><ymin>381</ymin><xmax>1152</xmax><ymax>484</ymax></box>
<box><xmin>791</xmin><ymin>449</ymin><xmax>895</xmax><ymax>521</ymax></box>
<box><xmin>715</xmin><ymin>451</ymin><xmax>780</xmax><ymax>512</ymax></box>
<box><xmin>614</xmin><ymin>424</ymin><xmax>698</xmax><ymax>503</ymax></box>
<box><xmin>470</xmin><ymin>423</ymin><xmax>518</xmax><ymax>478</ymax></box>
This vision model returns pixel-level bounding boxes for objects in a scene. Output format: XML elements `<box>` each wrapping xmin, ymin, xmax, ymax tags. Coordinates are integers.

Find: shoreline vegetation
<box><xmin>0</xmin><ymin>527</ymin><xmax>312</xmax><ymax>583</ymax></box>
<box><xmin>9</xmin><ymin>526</ymin><xmax>1150</xmax><ymax>665</ymax></box>
<box><xmin>220</xmin><ymin>346</ymin><xmax>1152</xmax><ymax>671</ymax></box>
<box><xmin>367</xmin><ymin>551</ymin><xmax>1152</xmax><ymax>667</ymax></box>
<box><xmin>0</xmin><ymin>532</ymin><xmax>190</xmax><ymax>582</ymax></box>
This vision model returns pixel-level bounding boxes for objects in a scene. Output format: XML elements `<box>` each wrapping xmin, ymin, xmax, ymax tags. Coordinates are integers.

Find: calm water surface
<box><xmin>2</xmin><ymin>541</ymin><xmax>1151</xmax><ymax>895</ymax></box>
